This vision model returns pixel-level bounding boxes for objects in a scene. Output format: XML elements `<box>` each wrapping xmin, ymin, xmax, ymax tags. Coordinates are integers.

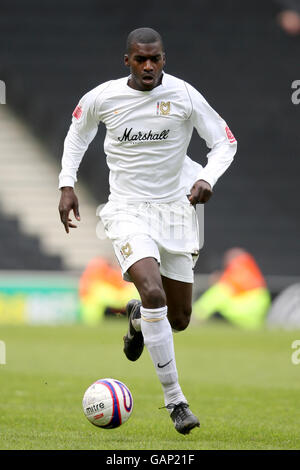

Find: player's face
<box><xmin>124</xmin><ymin>41</ymin><xmax>166</xmax><ymax>91</ymax></box>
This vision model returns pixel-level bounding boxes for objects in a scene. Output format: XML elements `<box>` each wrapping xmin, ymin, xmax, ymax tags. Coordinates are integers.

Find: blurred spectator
<box><xmin>275</xmin><ymin>0</ymin><xmax>300</xmax><ymax>35</ymax></box>
<box><xmin>192</xmin><ymin>248</ymin><xmax>271</xmax><ymax>329</ymax></box>
<box><xmin>79</xmin><ymin>257</ymin><xmax>139</xmax><ymax>325</ymax></box>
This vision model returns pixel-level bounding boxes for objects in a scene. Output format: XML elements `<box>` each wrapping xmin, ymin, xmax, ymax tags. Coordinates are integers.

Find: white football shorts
<box><xmin>99</xmin><ymin>199</ymin><xmax>200</xmax><ymax>283</ymax></box>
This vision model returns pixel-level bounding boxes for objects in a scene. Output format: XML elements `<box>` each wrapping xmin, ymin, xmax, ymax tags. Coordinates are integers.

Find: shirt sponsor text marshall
<box><xmin>118</xmin><ymin>127</ymin><xmax>170</xmax><ymax>142</ymax></box>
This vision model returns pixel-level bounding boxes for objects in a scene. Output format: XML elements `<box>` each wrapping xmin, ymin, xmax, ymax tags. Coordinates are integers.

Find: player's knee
<box><xmin>140</xmin><ymin>284</ymin><xmax>166</xmax><ymax>309</ymax></box>
<box><xmin>171</xmin><ymin>316</ymin><xmax>190</xmax><ymax>331</ymax></box>
<box><xmin>169</xmin><ymin>308</ymin><xmax>192</xmax><ymax>331</ymax></box>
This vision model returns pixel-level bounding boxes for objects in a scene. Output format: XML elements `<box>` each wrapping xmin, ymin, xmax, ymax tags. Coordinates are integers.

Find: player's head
<box><xmin>126</xmin><ymin>27</ymin><xmax>164</xmax><ymax>54</ymax></box>
<box><xmin>124</xmin><ymin>27</ymin><xmax>166</xmax><ymax>91</ymax></box>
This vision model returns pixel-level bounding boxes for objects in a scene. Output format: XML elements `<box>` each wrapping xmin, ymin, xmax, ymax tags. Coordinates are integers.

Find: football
<box><xmin>82</xmin><ymin>378</ymin><xmax>133</xmax><ymax>429</ymax></box>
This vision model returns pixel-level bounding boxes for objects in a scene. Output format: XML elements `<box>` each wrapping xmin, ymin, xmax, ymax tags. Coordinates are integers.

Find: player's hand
<box><xmin>58</xmin><ymin>187</ymin><xmax>81</xmax><ymax>233</ymax></box>
<box><xmin>188</xmin><ymin>179</ymin><xmax>213</xmax><ymax>205</ymax></box>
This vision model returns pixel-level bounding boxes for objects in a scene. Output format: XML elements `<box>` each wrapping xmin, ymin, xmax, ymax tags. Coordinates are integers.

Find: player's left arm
<box><xmin>188</xmin><ymin>179</ymin><xmax>213</xmax><ymax>205</ymax></box>
<box><xmin>185</xmin><ymin>83</ymin><xmax>237</xmax><ymax>205</ymax></box>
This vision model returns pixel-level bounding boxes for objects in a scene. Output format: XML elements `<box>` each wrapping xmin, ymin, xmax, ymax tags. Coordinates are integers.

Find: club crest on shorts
<box><xmin>157</xmin><ymin>101</ymin><xmax>171</xmax><ymax>115</ymax></box>
<box><xmin>121</xmin><ymin>242</ymin><xmax>133</xmax><ymax>259</ymax></box>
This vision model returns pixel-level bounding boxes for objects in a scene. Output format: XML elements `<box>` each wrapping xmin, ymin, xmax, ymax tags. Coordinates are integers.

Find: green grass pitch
<box><xmin>0</xmin><ymin>320</ymin><xmax>299</xmax><ymax>450</ymax></box>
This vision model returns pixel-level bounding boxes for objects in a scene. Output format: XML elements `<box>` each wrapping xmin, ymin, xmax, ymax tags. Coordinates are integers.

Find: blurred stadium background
<box><xmin>0</xmin><ymin>0</ymin><xmax>299</xmax><ymax>327</ymax></box>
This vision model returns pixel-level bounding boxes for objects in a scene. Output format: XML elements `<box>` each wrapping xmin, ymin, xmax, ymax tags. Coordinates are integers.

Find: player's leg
<box><xmin>127</xmin><ymin>256</ymin><xmax>166</xmax><ymax>308</ymax></box>
<box><xmin>159</xmin><ymin>248</ymin><xmax>196</xmax><ymax>331</ymax></box>
<box><xmin>123</xmin><ymin>256</ymin><xmax>166</xmax><ymax>361</ymax></box>
<box><xmin>161</xmin><ymin>276</ymin><xmax>193</xmax><ymax>332</ymax></box>
<box><xmin>126</xmin><ymin>258</ymin><xmax>183</xmax><ymax>407</ymax></box>
<box><xmin>126</xmin><ymin>257</ymin><xmax>199</xmax><ymax>434</ymax></box>
<box><xmin>152</xmin><ymin>250</ymin><xmax>200</xmax><ymax>432</ymax></box>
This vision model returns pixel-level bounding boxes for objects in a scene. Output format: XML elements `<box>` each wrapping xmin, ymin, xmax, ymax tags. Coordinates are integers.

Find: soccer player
<box><xmin>58</xmin><ymin>27</ymin><xmax>237</xmax><ymax>434</ymax></box>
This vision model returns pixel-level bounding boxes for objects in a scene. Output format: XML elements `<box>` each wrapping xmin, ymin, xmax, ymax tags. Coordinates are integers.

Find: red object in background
<box><xmin>220</xmin><ymin>252</ymin><xmax>267</xmax><ymax>295</ymax></box>
<box><xmin>79</xmin><ymin>257</ymin><xmax>128</xmax><ymax>298</ymax></box>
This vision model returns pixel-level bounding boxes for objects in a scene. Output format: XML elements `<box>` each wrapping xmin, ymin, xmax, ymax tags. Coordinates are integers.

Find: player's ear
<box><xmin>162</xmin><ymin>53</ymin><xmax>166</xmax><ymax>67</ymax></box>
<box><xmin>124</xmin><ymin>54</ymin><xmax>129</xmax><ymax>67</ymax></box>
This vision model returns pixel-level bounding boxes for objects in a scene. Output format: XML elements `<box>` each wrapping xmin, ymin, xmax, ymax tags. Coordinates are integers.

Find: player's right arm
<box><xmin>59</xmin><ymin>186</ymin><xmax>80</xmax><ymax>234</ymax></box>
<box><xmin>58</xmin><ymin>85</ymin><xmax>106</xmax><ymax>233</ymax></box>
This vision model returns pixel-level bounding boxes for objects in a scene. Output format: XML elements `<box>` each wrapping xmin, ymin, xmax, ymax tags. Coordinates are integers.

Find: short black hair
<box><xmin>126</xmin><ymin>27</ymin><xmax>164</xmax><ymax>53</ymax></box>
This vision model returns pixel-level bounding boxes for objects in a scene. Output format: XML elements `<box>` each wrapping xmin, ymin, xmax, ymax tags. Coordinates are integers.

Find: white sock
<box><xmin>140</xmin><ymin>305</ymin><xmax>187</xmax><ymax>409</ymax></box>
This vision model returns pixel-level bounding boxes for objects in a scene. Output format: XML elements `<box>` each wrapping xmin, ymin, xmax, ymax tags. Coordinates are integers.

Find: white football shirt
<box><xmin>59</xmin><ymin>72</ymin><xmax>237</xmax><ymax>202</ymax></box>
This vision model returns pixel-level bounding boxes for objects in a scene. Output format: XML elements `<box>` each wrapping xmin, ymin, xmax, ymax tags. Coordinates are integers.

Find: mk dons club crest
<box><xmin>121</xmin><ymin>242</ymin><xmax>133</xmax><ymax>259</ymax></box>
<box><xmin>157</xmin><ymin>101</ymin><xmax>171</xmax><ymax>115</ymax></box>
